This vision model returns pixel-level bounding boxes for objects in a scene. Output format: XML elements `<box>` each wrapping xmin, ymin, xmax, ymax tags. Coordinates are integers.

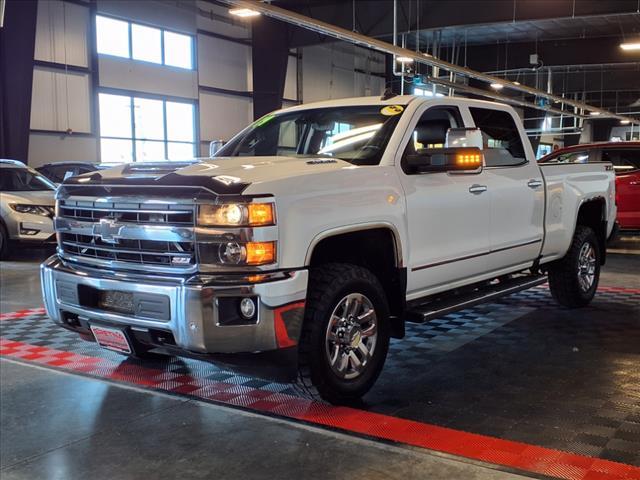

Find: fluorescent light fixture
<box><xmin>589</xmin><ymin>111</ymin><xmax>601</xmax><ymax>116</ymax></box>
<box><xmin>620</xmin><ymin>119</ymin><xmax>631</xmax><ymax>125</ymax></box>
<box><xmin>329</xmin><ymin>123</ymin><xmax>382</xmax><ymax>142</ymax></box>
<box><xmin>489</xmin><ymin>83</ymin><xmax>504</xmax><ymax>90</ymax></box>
<box><xmin>620</xmin><ymin>42</ymin><xmax>640</xmax><ymax>51</ymax></box>
<box><xmin>319</xmin><ymin>131</ymin><xmax>379</xmax><ymax>154</ymax></box>
<box><xmin>396</xmin><ymin>56</ymin><xmax>414</xmax><ymax>63</ymax></box>
<box><xmin>229</xmin><ymin>8</ymin><xmax>261</xmax><ymax>17</ymax></box>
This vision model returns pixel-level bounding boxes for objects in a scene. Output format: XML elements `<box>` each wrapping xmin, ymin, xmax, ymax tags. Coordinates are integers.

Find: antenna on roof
<box><xmin>381</xmin><ymin>88</ymin><xmax>397</xmax><ymax>101</ymax></box>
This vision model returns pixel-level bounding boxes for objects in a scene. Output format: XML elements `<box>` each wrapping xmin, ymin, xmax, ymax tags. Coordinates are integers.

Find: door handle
<box><xmin>527</xmin><ymin>179</ymin><xmax>543</xmax><ymax>189</ymax></box>
<box><xmin>469</xmin><ymin>184</ymin><xmax>487</xmax><ymax>194</ymax></box>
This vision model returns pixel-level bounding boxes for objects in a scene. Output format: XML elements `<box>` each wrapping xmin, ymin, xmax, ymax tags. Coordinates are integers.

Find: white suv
<box><xmin>0</xmin><ymin>160</ymin><xmax>56</xmax><ymax>258</ymax></box>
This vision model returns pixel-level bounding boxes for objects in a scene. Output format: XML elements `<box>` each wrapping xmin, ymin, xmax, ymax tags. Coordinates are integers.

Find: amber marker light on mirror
<box><xmin>456</xmin><ymin>152</ymin><xmax>482</xmax><ymax>166</ymax></box>
<box><xmin>246</xmin><ymin>242</ymin><xmax>276</xmax><ymax>265</ymax></box>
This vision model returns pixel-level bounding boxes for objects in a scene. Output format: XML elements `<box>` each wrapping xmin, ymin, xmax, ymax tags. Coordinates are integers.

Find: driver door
<box><xmin>398</xmin><ymin>105</ymin><xmax>492</xmax><ymax>298</ymax></box>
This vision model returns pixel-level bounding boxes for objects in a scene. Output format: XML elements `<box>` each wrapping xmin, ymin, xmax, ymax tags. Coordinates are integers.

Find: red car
<box><xmin>540</xmin><ymin>142</ymin><xmax>640</xmax><ymax>231</ymax></box>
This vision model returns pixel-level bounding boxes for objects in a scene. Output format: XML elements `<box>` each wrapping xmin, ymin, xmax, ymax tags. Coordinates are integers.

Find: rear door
<box><xmin>469</xmin><ymin>107</ymin><xmax>545</xmax><ymax>272</ymax></box>
<box><xmin>600</xmin><ymin>148</ymin><xmax>640</xmax><ymax>229</ymax></box>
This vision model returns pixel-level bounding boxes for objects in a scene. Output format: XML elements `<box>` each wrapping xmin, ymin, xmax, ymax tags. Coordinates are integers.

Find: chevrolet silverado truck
<box><xmin>41</xmin><ymin>95</ymin><xmax>616</xmax><ymax>403</ymax></box>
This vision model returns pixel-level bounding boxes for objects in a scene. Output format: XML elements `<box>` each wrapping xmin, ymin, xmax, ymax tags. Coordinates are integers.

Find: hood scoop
<box><xmin>306</xmin><ymin>158</ymin><xmax>338</xmax><ymax>165</ymax></box>
<box><xmin>122</xmin><ymin>161</ymin><xmax>197</xmax><ymax>177</ymax></box>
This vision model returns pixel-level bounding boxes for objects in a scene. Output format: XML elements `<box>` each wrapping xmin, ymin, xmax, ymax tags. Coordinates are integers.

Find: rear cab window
<box><xmin>469</xmin><ymin>107</ymin><xmax>527</xmax><ymax>167</ymax></box>
<box><xmin>601</xmin><ymin>149</ymin><xmax>640</xmax><ymax>175</ymax></box>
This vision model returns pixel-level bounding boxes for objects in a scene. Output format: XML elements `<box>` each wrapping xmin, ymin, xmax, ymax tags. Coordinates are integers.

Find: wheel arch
<box><xmin>305</xmin><ymin>223</ymin><xmax>407</xmax><ymax>338</ymax></box>
<box><xmin>574</xmin><ymin>196</ymin><xmax>607</xmax><ymax>265</ymax></box>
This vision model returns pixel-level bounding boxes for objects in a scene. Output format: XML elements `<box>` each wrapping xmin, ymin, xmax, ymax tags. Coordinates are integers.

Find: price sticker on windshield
<box><xmin>380</xmin><ymin>105</ymin><xmax>404</xmax><ymax>116</ymax></box>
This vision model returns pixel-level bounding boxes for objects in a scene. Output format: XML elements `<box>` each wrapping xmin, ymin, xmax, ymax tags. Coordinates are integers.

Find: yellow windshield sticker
<box><xmin>380</xmin><ymin>105</ymin><xmax>404</xmax><ymax>116</ymax></box>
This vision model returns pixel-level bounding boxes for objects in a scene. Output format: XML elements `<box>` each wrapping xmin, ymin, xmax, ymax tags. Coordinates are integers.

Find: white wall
<box><xmin>300</xmin><ymin>44</ymin><xmax>385</xmax><ymax>103</ymax></box>
<box><xmin>610</xmin><ymin>125</ymin><xmax>640</xmax><ymax>141</ymax></box>
<box><xmin>28</xmin><ymin>0</ymin><xmax>383</xmax><ymax>165</ymax></box>
<box><xmin>28</xmin><ymin>134</ymin><xmax>98</xmax><ymax>168</ymax></box>
<box><xmin>31</xmin><ymin>67</ymin><xmax>92</xmax><ymax>133</ymax></box>
<box><xmin>35</xmin><ymin>0</ymin><xmax>89</xmax><ymax>67</ymax></box>
<box><xmin>99</xmin><ymin>56</ymin><xmax>199</xmax><ymax>99</ymax></box>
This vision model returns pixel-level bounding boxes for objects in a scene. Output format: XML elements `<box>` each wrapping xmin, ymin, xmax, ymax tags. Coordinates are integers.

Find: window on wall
<box><xmin>98</xmin><ymin>93</ymin><xmax>196</xmax><ymax>163</ymax></box>
<box><xmin>96</xmin><ymin>15</ymin><xmax>193</xmax><ymax>69</ymax></box>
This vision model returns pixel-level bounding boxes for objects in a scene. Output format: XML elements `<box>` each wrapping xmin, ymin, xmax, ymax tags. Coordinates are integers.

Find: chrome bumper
<box><xmin>40</xmin><ymin>255</ymin><xmax>308</xmax><ymax>355</ymax></box>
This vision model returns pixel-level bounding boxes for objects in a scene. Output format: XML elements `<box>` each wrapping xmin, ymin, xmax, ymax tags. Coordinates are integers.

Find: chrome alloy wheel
<box><xmin>324</xmin><ymin>293</ymin><xmax>378</xmax><ymax>380</ymax></box>
<box><xmin>577</xmin><ymin>242</ymin><xmax>597</xmax><ymax>292</ymax></box>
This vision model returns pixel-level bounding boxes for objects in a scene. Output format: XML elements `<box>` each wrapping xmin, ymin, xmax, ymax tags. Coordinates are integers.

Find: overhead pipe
<box><xmin>218</xmin><ymin>0</ymin><xmax>640</xmax><ymax>125</ymax></box>
<box><xmin>428</xmin><ymin>77</ymin><xmax>587</xmax><ymax>118</ymax></box>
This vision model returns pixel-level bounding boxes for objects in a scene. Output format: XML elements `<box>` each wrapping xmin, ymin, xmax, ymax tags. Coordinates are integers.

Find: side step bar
<box><xmin>404</xmin><ymin>275</ymin><xmax>547</xmax><ymax>324</ymax></box>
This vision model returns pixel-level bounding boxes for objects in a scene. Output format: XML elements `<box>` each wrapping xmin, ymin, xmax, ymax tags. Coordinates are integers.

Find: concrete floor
<box><xmin>1</xmin><ymin>242</ymin><xmax>638</xmax><ymax>479</ymax></box>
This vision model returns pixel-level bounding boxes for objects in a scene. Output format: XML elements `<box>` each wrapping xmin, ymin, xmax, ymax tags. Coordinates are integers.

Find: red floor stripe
<box><xmin>1</xmin><ymin>336</ymin><xmax>638</xmax><ymax>480</ymax></box>
<box><xmin>0</xmin><ymin>308</ymin><xmax>46</xmax><ymax>321</ymax></box>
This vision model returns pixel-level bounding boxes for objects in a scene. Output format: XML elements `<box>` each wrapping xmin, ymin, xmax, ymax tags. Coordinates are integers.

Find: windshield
<box><xmin>217</xmin><ymin>105</ymin><xmax>406</xmax><ymax>166</ymax></box>
<box><xmin>0</xmin><ymin>168</ymin><xmax>56</xmax><ymax>191</ymax></box>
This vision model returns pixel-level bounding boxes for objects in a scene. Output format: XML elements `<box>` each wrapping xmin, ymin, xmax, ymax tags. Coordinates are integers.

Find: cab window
<box><xmin>469</xmin><ymin>107</ymin><xmax>527</xmax><ymax>167</ymax></box>
<box><xmin>602</xmin><ymin>149</ymin><xmax>640</xmax><ymax>175</ymax></box>
<box><xmin>402</xmin><ymin>106</ymin><xmax>463</xmax><ymax>174</ymax></box>
<box><xmin>547</xmin><ymin>150</ymin><xmax>590</xmax><ymax>164</ymax></box>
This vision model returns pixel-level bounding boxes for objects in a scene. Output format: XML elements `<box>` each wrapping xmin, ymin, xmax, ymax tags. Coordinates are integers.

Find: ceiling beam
<box><xmin>219</xmin><ymin>0</ymin><xmax>640</xmax><ymax>124</ymax></box>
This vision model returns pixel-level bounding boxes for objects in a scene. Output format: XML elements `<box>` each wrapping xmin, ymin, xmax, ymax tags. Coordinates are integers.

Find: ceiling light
<box><xmin>490</xmin><ymin>83</ymin><xmax>504</xmax><ymax>90</ymax></box>
<box><xmin>620</xmin><ymin>119</ymin><xmax>631</xmax><ymax>125</ymax></box>
<box><xmin>589</xmin><ymin>111</ymin><xmax>601</xmax><ymax>116</ymax></box>
<box><xmin>620</xmin><ymin>42</ymin><xmax>640</xmax><ymax>51</ymax></box>
<box><xmin>513</xmin><ymin>81</ymin><xmax>520</xmax><ymax>85</ymax></box>
<box><xmin>229</xmin><ymin>8</ymin><xmax>261</xmax><ymax>17</ymax></box>
<box><xmin>396</xmin><ymin>56</ymin><xmax>414</xmax><ymax>63</ymax></box>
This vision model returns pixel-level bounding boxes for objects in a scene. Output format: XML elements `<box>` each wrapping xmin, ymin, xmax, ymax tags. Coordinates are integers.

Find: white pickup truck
<box><xmin>41</xmin><ymin>95</ymin><xmax>616</xmax><ymax>403</ymax></box>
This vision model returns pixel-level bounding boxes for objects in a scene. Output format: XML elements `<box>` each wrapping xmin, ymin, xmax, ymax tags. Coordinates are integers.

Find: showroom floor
<box><xmin>1</xmin><ymin>239</ymin><xmax>639</xmax><ymax>480</ymax></box>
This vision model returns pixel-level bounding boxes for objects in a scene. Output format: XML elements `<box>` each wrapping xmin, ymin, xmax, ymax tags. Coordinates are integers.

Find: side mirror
<box><xmin>209</xmin><ymin>139</ymin><xmax>225</xmax><ymax>157</ymax></box>
<box><xmin>446</xmin><ymin>128</ymin><xmax>484</xmax><ymax>149</ymax></box>
<box><xmin>406</xmin><ymin>147</ymin><xmax>483</xmax><ymax>173</ymax></box>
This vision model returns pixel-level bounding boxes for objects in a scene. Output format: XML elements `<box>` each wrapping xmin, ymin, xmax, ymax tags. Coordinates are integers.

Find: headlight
<box><xmin>198</xmin><ymin>203</ymin><xmax>275</xmax><ymax>227</ymax></box>
<box><xmin>10</xmin><ymin>204</ymin><xmax>53</xmax><ymax>216</ymax></box>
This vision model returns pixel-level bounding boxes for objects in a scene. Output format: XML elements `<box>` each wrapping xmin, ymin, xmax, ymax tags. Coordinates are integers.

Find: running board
<box><xmin>404</xmin><ymin>275</ymin><xmax>547</xmax><ymax>324</ymax></box>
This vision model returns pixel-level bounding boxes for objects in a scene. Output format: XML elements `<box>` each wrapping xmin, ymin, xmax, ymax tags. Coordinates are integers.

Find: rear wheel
<box><xmin>548</xmin><ymin>225</ymin><xmax>601</xmax><ymax>308</ymax></box>
<box><xmin>295</xmin><ymin>263</ymin><xmax>390</xmax><ymax>404</ymax></box>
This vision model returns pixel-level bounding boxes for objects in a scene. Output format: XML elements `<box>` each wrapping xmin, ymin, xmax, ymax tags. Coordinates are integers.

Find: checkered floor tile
<box><xmin>1</xmin><ymin>286</ymin><xmax>639</xmax><ymax>469</ymax></box>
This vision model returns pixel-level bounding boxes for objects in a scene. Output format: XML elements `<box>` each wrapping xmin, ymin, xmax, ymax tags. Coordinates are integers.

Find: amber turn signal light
<box><xmin>248</xmin><ymin>203</ymin><xmax>275</xmax><ymax>226</ymax></box>
<box><xmin>246</xmin><ymin>242</ymin><xmax>276</xmax><ymax>265</ymax></box>
<box><xmin>456</xmin><ymin>152</ymin><xmax>482</xmax><ymax>166</ymax></box>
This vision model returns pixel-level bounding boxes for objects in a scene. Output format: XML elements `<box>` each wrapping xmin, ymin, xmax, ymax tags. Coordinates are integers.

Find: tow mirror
<box><xmin>406</xmin><ymin>147</ymin><xmax>484</xmax><ymax>173</ymax></box>
<box><xmin>209</xmin><ymin>139</ymin><xmax>226</xmax><ymax>157</ymax></box>
<box><xmin>446</xmin><ymin>127</ymin><xmax>484</xmax><ymax>149</ymax></box>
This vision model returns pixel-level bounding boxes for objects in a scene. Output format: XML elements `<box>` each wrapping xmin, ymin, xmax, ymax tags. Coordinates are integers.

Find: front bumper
<box><xmin>41</xmin><ymin>255</ymin><xmax>308</xmax><ymax>379</ymax></box>
<box><xmin>6</xmin><ymin>211</ymin><xmax>55</xmax><ymax>242</ymax></box>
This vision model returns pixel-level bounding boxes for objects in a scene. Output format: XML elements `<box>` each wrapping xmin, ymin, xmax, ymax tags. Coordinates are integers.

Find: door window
<box><xmin>402</xmin><ymin>106</ymin><xmax>463</xmax><ymax>174</ymax></box>
<box><xmin>469</xmin><ymin>107</ymin><xmax>526</xmax><ymax>167</ymax></box>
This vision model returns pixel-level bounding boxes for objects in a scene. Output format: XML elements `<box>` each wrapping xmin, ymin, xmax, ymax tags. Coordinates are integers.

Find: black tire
<box><xmin>548</xmin><ymin>225</ymin><xmax>601</xmax><ymax>308</ymax></box>
<box><xmin>295</xmin><ymin>263</ymin><xmax>390</xmax><ymax>404</ymax></box>
<box><xmin>0</xmin><ymin>222</ymin><xmax>8</xmax><ymax>260</ymax></box>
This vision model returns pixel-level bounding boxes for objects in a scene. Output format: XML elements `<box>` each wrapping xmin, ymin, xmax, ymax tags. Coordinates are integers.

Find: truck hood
<box><xmin>63</xmin><ymin>156</ymin><xmax>355</xmax><ymax>195</ymax></box>
<box><xmin>0</xmin><ymin>190</ymin><xmax>55</xmax><ymax>206</ymax></box>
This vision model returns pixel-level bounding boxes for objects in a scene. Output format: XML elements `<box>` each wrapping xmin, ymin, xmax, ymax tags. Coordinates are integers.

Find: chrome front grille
<box><xmin>57</xmin><ymin>198</ymin><xmax>196</xmax><ymax>272</ymax></box>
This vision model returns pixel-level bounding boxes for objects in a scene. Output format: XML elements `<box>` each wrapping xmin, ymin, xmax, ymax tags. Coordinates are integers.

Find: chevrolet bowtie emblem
<box><xmin>93</xmin><ymin>218</ymin><xmax>123</xmax><ymax>244</ymax></box>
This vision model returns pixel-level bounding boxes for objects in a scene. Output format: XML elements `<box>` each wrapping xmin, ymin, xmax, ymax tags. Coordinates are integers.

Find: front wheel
<box><xmin>548</xmin><ymin>225</ymin><xmax>601</xmax><ymax>308</ymax></box>
<box><xmin>295</xmin><ymin>264</ymin><xmax>390</xmax><ymax>404</ymax></box>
